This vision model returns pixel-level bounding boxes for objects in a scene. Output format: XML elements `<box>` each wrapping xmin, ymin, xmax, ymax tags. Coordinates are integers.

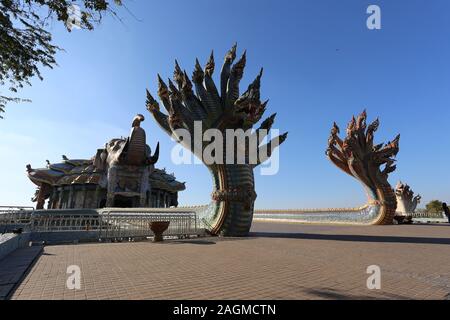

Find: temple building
<box><xmin>26</xmin><ymin>114</ymin><xmax>185</xmax><ymax>210</ymax></box>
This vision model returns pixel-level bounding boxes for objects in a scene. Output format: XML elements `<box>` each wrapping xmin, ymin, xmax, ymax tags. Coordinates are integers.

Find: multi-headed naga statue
<box><xmin>325</xmin><ymin>111</ymin><xmax>400</xmax><ymax>225</ymax></box>
<box><xmin>146</xmin><ymin>44</ymin><xmax>287</xmax><ymax>236</ymax></box>
<box><xmin>395</xmin><ymin>182</ymin><xmax>421</xmax><ymax>215</ymax></box>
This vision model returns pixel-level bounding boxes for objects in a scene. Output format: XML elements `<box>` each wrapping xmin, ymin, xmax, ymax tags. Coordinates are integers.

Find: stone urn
<box><xmin>149</xmin><ymin>221</ymin><xmax>170</xmax><ymax>242</ymax></box>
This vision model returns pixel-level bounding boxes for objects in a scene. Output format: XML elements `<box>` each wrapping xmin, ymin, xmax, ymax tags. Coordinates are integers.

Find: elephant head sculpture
<box><xmin>94</xmin><ymin>114</ymin><xmax>159</xmax><ymax>170</ymax></box>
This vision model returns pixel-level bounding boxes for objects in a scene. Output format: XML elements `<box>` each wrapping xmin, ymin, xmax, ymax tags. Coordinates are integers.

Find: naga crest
<box><xmin>395</xmin><ymin>181</ymin><xmax>421</xmax><ymax>214</ymax></box>
<box><xmin>326</xmin><ymin>110</ymin><xmax>400</xmax><ymax>224</ymax></box>
<box><xmin>146</xmin><ymin>44</ymin><xmax>287</xmax><ymax>164</ymax></box>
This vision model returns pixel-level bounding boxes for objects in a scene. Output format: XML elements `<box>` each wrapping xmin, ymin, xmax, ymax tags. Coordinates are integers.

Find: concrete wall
<box><xmin>0</xmin><ymin>224</ymin><xmax>28</xmax><ymax>234</ymax></box>
<box><xmin>0</xmin><ymin>233</ymin><xmax>31</xmax><ymax>261</ymax></box>
<box><xmin>30</xmin><ymin>231</ymin><xmax>100</xmax><ymax>244</ymax></box>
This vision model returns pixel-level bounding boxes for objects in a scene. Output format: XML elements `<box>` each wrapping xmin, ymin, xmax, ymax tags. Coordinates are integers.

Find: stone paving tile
<box><xmin>8</xmin><ymin>222</ymin><xmax>450</xmax><ymax>300</ymax></box>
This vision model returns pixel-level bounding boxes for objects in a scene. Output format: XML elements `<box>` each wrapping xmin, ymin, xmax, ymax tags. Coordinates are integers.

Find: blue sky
<box><xmin>1</xmin><ymin>0</ymin><xmax>449</xmax><ymax>209</ymax></box>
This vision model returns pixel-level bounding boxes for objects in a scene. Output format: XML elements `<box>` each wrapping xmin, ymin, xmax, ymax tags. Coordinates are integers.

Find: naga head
<box><xmin>395</xmin><ymin>181</ymin><xmax>421</xmax><ymax>213</ymax></box>
<box><xmin>326</xmin><ymin>110</ymin><xmax>400</xmax><ymax>205</ymax></box>
<box><xmin>146</xmin><ymin>44</ymin><xmax>287</xmax><ymax>166</ymax></box>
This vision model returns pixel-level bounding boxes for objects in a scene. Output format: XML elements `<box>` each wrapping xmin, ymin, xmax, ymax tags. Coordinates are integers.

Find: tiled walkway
<box><xmin>10</xmin><ymin>222</ymin><xmax>450</xmax><ymax>300</ymax></box>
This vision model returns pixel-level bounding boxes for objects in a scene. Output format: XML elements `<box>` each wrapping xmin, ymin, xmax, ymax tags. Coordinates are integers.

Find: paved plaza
<box><xmin>8</xmin><ymin>222</ymin><xmax>450</xmax><ymax>300</ymax></box>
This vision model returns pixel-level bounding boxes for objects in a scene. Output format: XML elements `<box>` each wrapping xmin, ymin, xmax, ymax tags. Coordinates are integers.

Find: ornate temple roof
<box><xmin>27</xmin><ymin>157</ymin><xmax>103</xmax><ymax>187</ymax></box>
<box><xmin>150</xmin><ymin>168</ymin><xmax>186</xmax><ymax>193</ymax></box>
<box><xmin>27</xmin><ymin>154</ymin><xmax>185</xmax><ymax>192</ymax></box>
<box><xmin>26</xmin><ymin>115</ymin><xmax>186</xmax><ymax>194</ymax></box>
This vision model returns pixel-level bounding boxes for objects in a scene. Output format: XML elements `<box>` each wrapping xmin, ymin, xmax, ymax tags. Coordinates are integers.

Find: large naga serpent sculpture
<box><xmin>146</xmin><ymin>44</ymin><xmax>287</xmax><ymax>236</ymax></box>
<box><xmin>324</xmin><ymin>111</ymin><xmax>400</xmax><ymax>225</ymax></box>
<box><xmin>251</xmin><ymin>111</ymin><xmax>400</xmax><ymax>225</ymax></box>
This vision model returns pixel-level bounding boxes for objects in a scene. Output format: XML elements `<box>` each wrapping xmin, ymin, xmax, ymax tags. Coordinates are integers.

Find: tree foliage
<box><xmin>425</xmin><ymin>200</ymin><xmax>443</xmax><ymax>214</ymax></box>
<box><xmin>0</xmin><ymin>0</ymin><xmax>122</xmax><ymax>118</ymax></box>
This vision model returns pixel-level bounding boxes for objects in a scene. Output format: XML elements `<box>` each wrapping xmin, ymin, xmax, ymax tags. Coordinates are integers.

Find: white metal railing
<box><xmin>0</xmin><ymin>206</ymin><xmax>34</xmax><ymax>227</ymax></box>
<box><xmin>0</xmin><ymin>206</ymin><xmax>35</xmax><ymax>211</ymax></box>
<box><xmin>1</xmin><ymin>208</ymin><xmax>201</xmax><ymax>240</ymax></box>
<box><xmin>411</xmin><ymin>211</ymin><xmax>446</xmax><ymax>219</ymax></box>
<box><xmin>30</xmin><ymin>213</ymin><xmax>101</xmax><ymax>232</ymax></box>
<box><xmin>98</xmin><ymin>211</ymin><xmax>198</xmax><ymax>238</ymax></box>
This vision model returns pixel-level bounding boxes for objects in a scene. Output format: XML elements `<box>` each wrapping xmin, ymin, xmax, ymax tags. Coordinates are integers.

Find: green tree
<box><xmin>425</xmin><ymin>200</ymin><xmax>443</xmax><ymax>214</ymax></box>
<box><xmin>0</xmin><ymin>0</ymin><xmax>123</xmax><ymax>118</ymax></box>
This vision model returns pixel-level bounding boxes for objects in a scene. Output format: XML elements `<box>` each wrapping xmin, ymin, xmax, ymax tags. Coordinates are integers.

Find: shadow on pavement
<box><xmin>169</xmin><ymin>239</ymin><xmax>217</xmax><ymax>245</ymax></box>
<box><xmin>249</xmin><ymin>232</ymin><xmax>450</xmax><ymax>245</ymax></box>
<box><xmin>1</xmin><ymin>246</ymin><xmax>43</xmax><ymax>300</ymax></box>
<box><xmin>411</xmin><ymin>223</ymin><xmax>450</xmax><ymax>227</ymax></box>
<box><xmin>305</xmin><ymin>288</ymin><xmax>410</xmax><ymax>300</ymax></box>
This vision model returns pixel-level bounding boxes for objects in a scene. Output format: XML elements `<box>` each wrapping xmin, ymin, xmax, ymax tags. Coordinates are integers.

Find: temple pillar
<box><xmin>61</xmin><ymin>189</ymin><xmax>66</xmax><ymax>209</ymax></box>
<box><xmin>106</xmin><ymin>166</ymin><xmax>117</xmax><ymax>207</ymax></box>
<box><xmin>52</xmin><ymin>187</ymin><xmax>62</xmax><ymax>209</ymax></box>
<box><xmin>58</xmin><ymin>188</ymin><xmax>64</xmax><ymax>209</ymax></box>
<box><xmin>151</xmin><ymin>192</ymin><xmax>156</xmax><ymax>207</ymax></box>
<box><xmin>68</xmin><ymin>188</ymin><xmax>74</xmax><ymax>209</ymax></box>
<box><xmin>47</xmin><ymin>188</ymin><xmax>54</xmax><ymax>209</ymax></box>
<box><xmin>140</xmin><ymin>194</ymin><xmax>147</xmax><ymax>207</ymax></box>
<box><xmin>94</xmin><ymin>185</ymin><xmax>101</xmax><ymax>208</ymax></box>
<box><xmin>172</xmin><ymin>193</ymin><xmax>178</xmax><ymax>207</ymax></box>
<box><xmin>140</xmin><ymin>167</ymin><xmax>150</xmax><ymax>207</ymax></box>
<box><xmin>156</xmin><ymin>190</ymin><xmax>161</xmax><ymax>207</ymax></box>
<box><xmin>81</xmin><ymin>185</ymin><xmax>87</xmax><ymax>208</ymax></box>
<box><xmin>146</xmin><ymin>191</ymin><xmax>150</xmax><ymax>207</ymax></box>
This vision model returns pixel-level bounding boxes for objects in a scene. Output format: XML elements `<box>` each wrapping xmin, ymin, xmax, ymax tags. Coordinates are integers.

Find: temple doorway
<box><xmin>113</xmin><ymin>195</ymin><xmax>137</xmax><ymax>208</ymax></box>
<box><xmin>99</xmin><ymin>199</ymin><xmax>107</xmax><ymax>208</ymax></box>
